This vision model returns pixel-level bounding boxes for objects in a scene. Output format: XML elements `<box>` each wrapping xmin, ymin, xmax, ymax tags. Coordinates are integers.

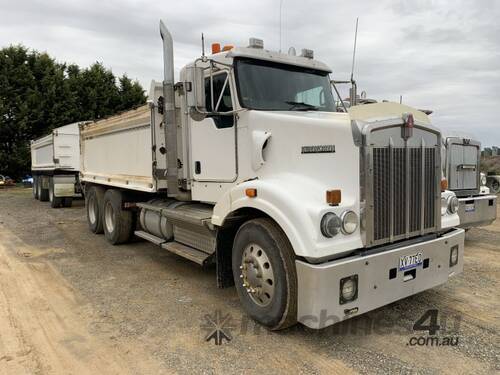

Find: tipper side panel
<box><xmin>80</xmin><ymin>105</ymin><xmax>161</xmax><ymax>192</ymax></box>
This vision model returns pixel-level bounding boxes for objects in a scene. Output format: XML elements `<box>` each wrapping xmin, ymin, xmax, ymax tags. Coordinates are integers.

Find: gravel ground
<box><xmin>0</xmin><ymin>187</ymin><xmax>498</xmax><ymax>374</ymax></box>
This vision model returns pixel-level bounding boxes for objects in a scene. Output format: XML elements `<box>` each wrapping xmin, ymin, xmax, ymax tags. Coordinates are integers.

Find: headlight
<box><xmin>481</xmin><ymin>174</ymin><xmax>487</xmax><ymax>186</ymax></box>
<box><xmin>320</xmin><ymin>212</ymin><xmax>341</xmax><ymax>238</ymax></box>
<box><xmin>447</xmin><ymin>195</ymin><xmax>459</xmax><ymax>214</ymax></box>
<box><xmin>441</xmin><ymin>197</ymin><xmax>447</xmax><ymax>216</ymax></box>
<box><xmin>339</xmin><ymin>275</ymin><xmax>358</xmax><ymax>304</ymax></box>
<box><xmin>340</xmin><ymin>210</ymin><xmax>358</xmax><ymax>234</ymax></box>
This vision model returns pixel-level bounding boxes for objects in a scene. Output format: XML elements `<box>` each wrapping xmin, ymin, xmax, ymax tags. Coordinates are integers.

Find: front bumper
<box><xmin>296</xmin><ymin>228</ymin><xmax>464</xmax><ymax>329</ymax></box>
<box><xmin>457</xmin><ymin>195</ymin><xmax>497</xmax><ymax>229</ymax></box>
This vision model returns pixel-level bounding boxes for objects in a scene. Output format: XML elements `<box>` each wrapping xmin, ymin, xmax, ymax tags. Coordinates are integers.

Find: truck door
<box><xmin>189</xmin><ymin>71</ymin><xmax>236</xmax><ymax>182</ymax></box>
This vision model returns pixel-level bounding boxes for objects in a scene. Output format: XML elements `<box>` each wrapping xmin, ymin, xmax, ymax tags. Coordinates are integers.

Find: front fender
<box><xmin>212</xmin><ymin>174</ymin><xmax>363</xmax><ymax>261</ymax></box>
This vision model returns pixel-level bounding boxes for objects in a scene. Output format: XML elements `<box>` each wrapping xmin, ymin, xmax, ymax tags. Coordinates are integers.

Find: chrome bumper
<box><xmin>458</xmin><ymin>195</ymin><xmax>497</xmax><ymax>229</ymax></box>
<box><xmin>296</xmin><ymin>228</ymin><xmax>464</xmax><ymax>329</ymax></box>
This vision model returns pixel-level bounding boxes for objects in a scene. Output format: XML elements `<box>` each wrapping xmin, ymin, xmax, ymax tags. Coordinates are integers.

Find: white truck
<box><xmin>31</xmin><ymin>122</ymin><xmax>86</xmax><ymax>207</ymax></box>
<box><xmin>79</xmin><ymin>21</ymin><xmax>464</xmax><ymax>330</ymax></box>
<box><xmin>443</xmin><ymin>135</ymin><xmax>497</xmax><ymax>229</ymax></box>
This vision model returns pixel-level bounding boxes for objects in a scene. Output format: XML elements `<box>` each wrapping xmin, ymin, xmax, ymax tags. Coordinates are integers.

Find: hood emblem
<box><xmin>301</xmin><ymin>145</ymin><xmax>336</xmax><ymax>154</ymax></box>
<box><xmin>402</xmin><ymin>113</ymin><xmax>414</xmax><ymax>140</ymax></box>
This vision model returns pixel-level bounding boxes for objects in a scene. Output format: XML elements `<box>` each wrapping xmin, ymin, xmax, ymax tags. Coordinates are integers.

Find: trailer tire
<box><xmin>38</xmin><ymin>176</ymin><xmax>49</xmax><ymax>202</ymax></box>
<box><xmin>33</xmin><ymin>176</ymin><xmax>39</xmax><ymax>200</ymax></box>
<box><xmin>232</xmin><ymin>218</ymin><xmax>297</xmax><ymax>330</ymax></box>
<box><xmin>62</xmin><ymin>197</ymin><xmax>73</xmax><ymax>208</ymax></box>
<box><xmin>49</xmin><ymin>177</ymin><xmax>62</xmax><ymax>208</ymax></box>
<box><xmin>103</xmin><ymin>189</ymin><xmax>133</xmax><ymax>245</ymax></box>
<box><xmin>86</xmin><ymin>185</ymin><xmax>105</xmax><ymax>234</ymax></box>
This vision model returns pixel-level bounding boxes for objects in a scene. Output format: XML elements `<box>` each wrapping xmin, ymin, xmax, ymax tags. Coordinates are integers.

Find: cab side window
<box><xmin>205</xmin><ymin>72</ymin><xmax>234</xmax><ymax>128</ymax></box>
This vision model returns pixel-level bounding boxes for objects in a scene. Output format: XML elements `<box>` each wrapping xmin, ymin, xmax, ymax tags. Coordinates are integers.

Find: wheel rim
<box><xmin>240</xmin><ymin>243</ymin><xmax>275</xmax><ymax>307</ymax></box>
<box><xmin>104</xmin><ymin>201</ymin><xmax>115</xmax><ymax>233</ymax></box>
<box><xmin>88</xmin><ymin>195</ymin><xmax>97</xmax><ymax>224</ymax></box>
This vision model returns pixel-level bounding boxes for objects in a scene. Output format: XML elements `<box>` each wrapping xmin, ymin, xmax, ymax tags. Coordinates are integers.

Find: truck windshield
<box><xmin>234</xmin><ymin>58</ymin><xmax>335</xmax><ymax>111</ymax></box>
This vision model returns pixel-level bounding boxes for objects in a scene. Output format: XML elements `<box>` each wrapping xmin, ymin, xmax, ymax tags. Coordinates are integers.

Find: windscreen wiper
<box><xmin>285</xmin><ymin>101</ymin><xmax>319</xmax><ymax>111</ymax></box>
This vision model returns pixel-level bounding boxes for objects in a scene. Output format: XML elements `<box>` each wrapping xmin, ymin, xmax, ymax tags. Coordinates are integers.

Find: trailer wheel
<box><xmin>33</xmin><ymin>176</ymin><xmax>39</xmax><ymax>200</ymax></box>
<box><xmin>38</xmin><ymin>176</ymin><xmax>49</xmax><ymax>202</ymax></box>
<box><xmin>103</xmin><ymin>189</ymin><xmax>133</xmax><ymax>245</ymax></box>
<box><xmin>49</xmin><ymin>177</ymin><xmax>62</xmax><ymax>208</ymax></box>
<box><xmin>86</xmin><ymin>185</ymin><xmax>105</xmax><ymax>234</ymax></box>
<box><xmin>62</xmin><ymin>197</ymin><xmax>73</xmax><ymax>208</ymax></box>
<box><xmin>232</xmin><ymin>218</ymin><xmax>297</xmax><ymax>330</ymax></box>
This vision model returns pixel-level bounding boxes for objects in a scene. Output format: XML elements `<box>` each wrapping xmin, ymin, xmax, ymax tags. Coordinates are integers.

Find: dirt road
<box><xmin>0</xmin><ymin>188</ymin><xmax>498</xmax><ymax>374</ymax></box>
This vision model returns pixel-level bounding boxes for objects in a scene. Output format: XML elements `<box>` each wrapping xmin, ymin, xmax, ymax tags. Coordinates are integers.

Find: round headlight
<box><xmin>341</xmin><ymin>278</ymin><xmax>357</xmax><ymax>300</ymax></box>
<box><xmin>481</xmin><ymin>174</ymin><xmax>487</xmax><ymax>186</ymax></box>
<box><xmin>320</xmin><ymin>212</ymin><xmax>341</xmax><ymax>238</ymax></box>
<box><xmin>447</xmin><ymin>195</ymin><xmax>459</xmax><ymax>214</ymax></box>
<box><xmin>341</xmin><ymin>210</ymin><xmax>358</xmax><ymax>234</ymax></box>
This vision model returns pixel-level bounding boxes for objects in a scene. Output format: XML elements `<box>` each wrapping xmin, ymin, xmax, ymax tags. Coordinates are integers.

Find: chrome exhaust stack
<box><xmin>159</xmin><ymin>20</ymin><xmax>179</xmax><ymax>197</ymax></box>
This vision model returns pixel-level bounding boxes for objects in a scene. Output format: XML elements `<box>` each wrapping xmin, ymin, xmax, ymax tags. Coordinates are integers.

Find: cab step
<box><xmin>161</xmin><ymin>241</ymin><xmax>213</xmax><ymax>266</ymax></box>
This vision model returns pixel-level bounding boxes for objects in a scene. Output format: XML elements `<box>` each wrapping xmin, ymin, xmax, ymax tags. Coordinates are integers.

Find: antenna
<box><xmin>350</xmin><ymin>17</ymin><xmax>359</xmax><ymax>83</ymax></box>
<box><xmin>201</xmin><ymin>33</ymin><xmax>205</xmax><ymax>58</ymax></box>
<box><xmin>279</xmin><ymin>0</ymin><xmax>284</xmax><ymax>52</ymax></box>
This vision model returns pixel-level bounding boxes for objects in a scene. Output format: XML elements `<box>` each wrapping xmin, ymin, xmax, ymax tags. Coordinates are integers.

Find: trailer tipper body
<box><xmin>80</xmin><ymin>21</ymin><xmax>464</xmax><ymax>329</ymax></box>
<box><xmin>31</xmin><ymin>122</ymin><xmax>87</xmax><ymax>207</ymax></box>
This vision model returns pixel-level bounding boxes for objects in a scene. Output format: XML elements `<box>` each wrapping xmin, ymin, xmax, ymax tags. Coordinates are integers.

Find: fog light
<box><xmin>339</xmin><ymin>275</ymin><xmax>358</xmax><ymax>304</ymax></box>
<box><xmin>449</xmin><ymin>245</ymin><xmax>459</xmax><ymax>267</ymax></box>
<box><xmin>341</xmin><ymin>210</ymin><xmax>358</xmax><ymax>234</ymax></box>
<box><xmin>447</xmin><ymin>196</ymin><xmax>459</xmax><ymax>214</ymax></box>
<box><xmin>321</xmin><ymin>212</ymin><xmax>341</xmax><ymax>238</ymax></box>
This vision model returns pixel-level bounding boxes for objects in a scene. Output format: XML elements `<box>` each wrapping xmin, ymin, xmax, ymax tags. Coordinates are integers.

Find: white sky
<box><xmin>1</xmin><ymin>0</ymin><xmax>499</xmax><ymax>146</ymax></box>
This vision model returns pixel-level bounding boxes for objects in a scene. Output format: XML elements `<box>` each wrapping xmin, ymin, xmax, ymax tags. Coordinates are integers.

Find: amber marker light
<box><xmin>441</xmin><ymin>179</ymin><xmax>448</xmax><ymax>192</ymax></box>
<box><xmin>245</xmin><ymin>188</ymin><xmax>257</xmax><ymax>198</ymax></box>
<box><xmin>326</xmin><ymin>189</ymin><xmax>341</xmax><ymax>206</ymax></box>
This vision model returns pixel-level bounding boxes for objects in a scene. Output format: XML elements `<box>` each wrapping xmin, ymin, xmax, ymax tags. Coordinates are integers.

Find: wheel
<box><xmin>490</xmin><ymin>179</ymin><xmax>500</xmax><ymax>194</ymax></box>
<box><xmin>49</xmin><ymin>177</ymin><xmax>62</xmax><ymax>208</ymax></box>
<box><xmin>102</xmin><ymin>189</ymin><xmax>134</xmax><ymax>245</ymax></box>
<box><xmin>86</xmin><ymin>185</ymin><xmax>105</xmax><ymax>234</ymax></box>
<box><xmin>33</xmin><ymin>176</ymin><xmax>39</xmax><ymax>200</ymax></box>
<box><xmin>232</xmin><ymin>218</ymin><xmax>297</xmax><ymax>330</ymax></box>
<box><xmin>62</xmin><ymin>197</ymin><xmax>73</xmax><ymax>207</ymax></box>
<box><xmin>39</xmin><ymin>176</ymin><xmax>49</xmax><ymax>202</ymax></box>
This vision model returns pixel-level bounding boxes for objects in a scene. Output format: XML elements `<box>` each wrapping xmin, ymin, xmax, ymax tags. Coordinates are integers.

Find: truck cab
<box><xmin>80</xmin><ymin>21</ymin><xmax>465</xmax><ymax>330</ymax></box>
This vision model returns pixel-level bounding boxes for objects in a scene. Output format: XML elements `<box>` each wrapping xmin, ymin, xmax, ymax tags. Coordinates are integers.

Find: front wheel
<box><xmin>232</xmin><ymin>218</ymin><xmax>297</xmax><ymax>330</ymax></box>
<box><xmin>490</xmin><ymin>179</ymin><xmax>500</xmax><ymax>194</ymax></box>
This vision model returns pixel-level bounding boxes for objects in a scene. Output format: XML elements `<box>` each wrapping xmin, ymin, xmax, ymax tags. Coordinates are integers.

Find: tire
<box><xmin>62</xmin><ymin>197</ymin><xmax>73</xmax><ymax>207</ymax></box>
<box><xmin>33</xmin><ymin>176</ymin><xmax>39</xmax><ymax>200</ymax></box>
<box><xmin>86</xmin><ymin>185</ymin><xmax>105</xmax><ymax>234</ymax></box>
<box><xmin>232</xmin><ymin>218</ymin><xmax>297</xmax><ymax>330</ymax></box>
<box><xmin>49</xmin><ymin>177</ymin><xmax>63</xmax><ymax>208</ymax></box>
<box><xmin>39</xmin><ymin>176</ymin><xmax>49</xmax><ymax>202</ymax></box>
<box><xmin>491</xmin><ymin>180</ymin><xmax>500</xmax><ymax>194</ymax></box>
<box><xmin>102</xmin><ymin>189</ymin><xmax>133</xmax><ymax>245</ymax></box>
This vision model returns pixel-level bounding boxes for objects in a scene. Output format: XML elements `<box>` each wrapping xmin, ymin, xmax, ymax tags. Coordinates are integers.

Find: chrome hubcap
<box><xmin>104</xmin><ymin>202</ymin><xmax>115</xmax><ymax>232</ymax></box>
<box><xmin>240</xmin><ymin>243</ymin><xmax>275</xmax><ymax>307</ymax></box>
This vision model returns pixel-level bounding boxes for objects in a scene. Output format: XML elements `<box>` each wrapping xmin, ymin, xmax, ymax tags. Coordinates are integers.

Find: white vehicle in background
<box><xmin>31</xmin><ymin>122</ymin><xmax>87</xmax><ymax>207</ymax></box>
<box><xmin>442</xmin><ymin>135</ymin><xmax>497</xmax><ymax>229</ymax></box>
<box><xmin>78</xmin><ymin>20</ymin><xmax>464</xmax><ymax>330</ymax></box>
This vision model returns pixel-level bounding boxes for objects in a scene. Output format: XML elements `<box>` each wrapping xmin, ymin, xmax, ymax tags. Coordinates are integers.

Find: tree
<box><xmin>0</xmin><ymin>45</ymin><xmax>147</xmax><ymax>179</ymax></box>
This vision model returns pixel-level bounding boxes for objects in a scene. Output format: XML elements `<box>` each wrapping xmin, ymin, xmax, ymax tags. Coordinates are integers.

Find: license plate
<box><xmin>465</xmin><ymin>203</ymin><xmax>475</xmax><ymax>212</ymax></box>
<box><xmin>399</xmin><ymin>252</ymin><xmax>423</xmax><ymax>271</ymax></box>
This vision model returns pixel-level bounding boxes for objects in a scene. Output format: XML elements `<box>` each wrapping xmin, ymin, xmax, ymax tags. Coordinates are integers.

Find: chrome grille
<box><xmin>371</xmin><ymin>146</ymin><xmax>439</xmax><ymax>244</ymax></box>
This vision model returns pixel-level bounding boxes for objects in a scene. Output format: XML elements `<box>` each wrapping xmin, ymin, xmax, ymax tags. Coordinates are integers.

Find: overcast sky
<box><xmin>1</xmin><ymin>0</ymin><xmax>499</xmax><ymax>146</ymax></box>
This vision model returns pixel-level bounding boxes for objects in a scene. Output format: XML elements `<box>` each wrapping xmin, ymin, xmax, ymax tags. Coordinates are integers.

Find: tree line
<box><xmin>0</xmin><ymin>45</ymin><xmax>147</xmax><ymax>179</ymax></box>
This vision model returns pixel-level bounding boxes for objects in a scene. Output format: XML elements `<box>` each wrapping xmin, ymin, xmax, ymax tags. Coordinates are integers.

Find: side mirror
<box><xmin>185</xmin><ymin>66</ymin><xmax>206</xmax><ymax>121</ymax></box>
